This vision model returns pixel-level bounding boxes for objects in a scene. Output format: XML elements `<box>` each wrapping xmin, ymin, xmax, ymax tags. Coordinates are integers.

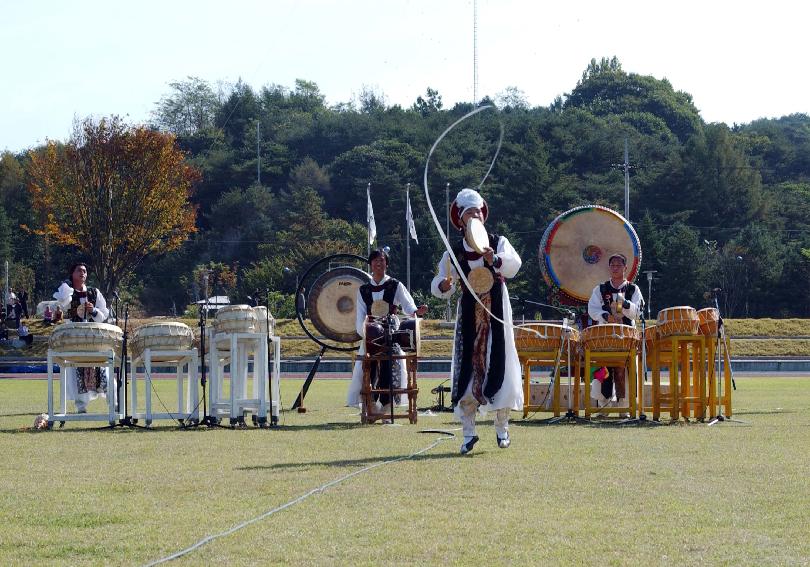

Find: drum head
<box><xmin>465</xmin><ymin>217</ymin><xmax>489</xmax><ymax>253</ymax></box>
<box><xmin>307</xmin><ymin>266</ymin><xmax>371</xmax><ymax>342</ymax></box>
<box><xmin>540</xmin><ymin>205</ymin><xmax>641</xmax><ymax>303</ymax></box>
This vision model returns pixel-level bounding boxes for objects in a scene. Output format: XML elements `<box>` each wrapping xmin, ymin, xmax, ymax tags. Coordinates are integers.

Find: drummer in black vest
<box><xmin>587</xmin><ymin>253</ymin><xmax>644</xmax><ymax>415</ymax></box>
<box><xmin>53</xmin><ymin>262</ymin><xmax>111</xmax><ymax>413</ymax></box>
<box><xmin>346</xmin><ymin>248</ymin><xmax>427</xmax><ymax>416</ymax></box>
<box><xmin>432</xmin><ymin>188</ymin><xmax>523</xmax><ymax>454</ymax></box>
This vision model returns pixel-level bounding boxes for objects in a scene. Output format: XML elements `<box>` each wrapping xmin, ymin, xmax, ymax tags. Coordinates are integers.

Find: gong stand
<box><xmin>290</xmin><ymin>253</ymin><xmax>369</xmax><ymax>412</ymax></box>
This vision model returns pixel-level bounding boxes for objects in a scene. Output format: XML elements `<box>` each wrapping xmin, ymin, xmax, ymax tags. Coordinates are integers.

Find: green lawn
<box><xmin>0</xmin><ymin>376</ymin><xmax>808</xmax><ymax>565</ymax></box>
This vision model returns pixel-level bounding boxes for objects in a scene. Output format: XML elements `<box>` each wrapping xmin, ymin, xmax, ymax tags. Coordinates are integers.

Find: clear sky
<box><xmin>2</xmin><ymin>0</ymin><xmax>808</xmax><ymax>153</ymax></box>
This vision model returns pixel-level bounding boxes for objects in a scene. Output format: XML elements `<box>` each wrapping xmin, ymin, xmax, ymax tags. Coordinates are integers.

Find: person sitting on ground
<box><xmin>53</xmin><ymin>306</ymin><xmax>63</xmax><ymax>324</ymax></box>
<box><xmin>43</xmin><ymin>305</ymin><xmax>53</xmax><ymax>324</ymax></box>
<box><xmin>17</xmin><ymin>322</ymin><xmax>33</xmax><ymax>346</ymax></box>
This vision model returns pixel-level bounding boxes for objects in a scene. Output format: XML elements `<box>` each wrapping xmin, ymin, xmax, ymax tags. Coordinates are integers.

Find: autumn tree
<box><xmin>27</xmin><ymin>116</ymin><xmax>200</xmax><ymax>297</ymax></box>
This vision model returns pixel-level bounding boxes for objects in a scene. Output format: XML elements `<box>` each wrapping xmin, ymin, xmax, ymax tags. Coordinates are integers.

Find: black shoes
<box><xmin>460</xmin><ymin>436</ymin><xmax>479</xmax><ymax>455</ymax></box>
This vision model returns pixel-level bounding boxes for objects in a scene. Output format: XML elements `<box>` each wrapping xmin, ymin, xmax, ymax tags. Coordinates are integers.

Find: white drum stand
<box><xmin>130</xmin><ymin>348</ymin><xmax>199</xmax><ymax>426</ymax></box>
<box><xmin>47</xmin><ymin>349</ymin><xmax>121</xmax><ymax>427</ymax></box>
<box><xmin>208</xmin><ymin>330</ymin><xmax>273</xmax><ymax>427</ymax></box>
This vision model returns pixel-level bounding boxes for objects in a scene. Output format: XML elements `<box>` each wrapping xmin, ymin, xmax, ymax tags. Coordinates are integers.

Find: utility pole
<box><xmin>256</xmin><ymin>120</ymin><xmax>261</xmax><ymax>185</ymax></box>
<box><xmin>473</xmin><ymin>0</ymin><xmax>478</xmax><ymax>104</ymax></box>
<box><xmin>610</xmin><ymin>138</ymin><xmax>636</xmax><ymax>220</ymax></box>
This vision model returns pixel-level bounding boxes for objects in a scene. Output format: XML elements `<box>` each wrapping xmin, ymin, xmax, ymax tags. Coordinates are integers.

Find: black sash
<box><xmin>359</xmin><ymin>278</ymin><xmax>399</xmax><ymax>315</ymax></box>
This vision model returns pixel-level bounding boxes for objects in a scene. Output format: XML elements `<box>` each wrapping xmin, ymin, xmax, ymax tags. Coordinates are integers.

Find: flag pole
<box><xmin>406</xmin><ymin>183</ymin><xmax>411</xmax><ymax>291</ymax></box>
<box><xmin>366</xmin><ymin>182</ymin><xmax>372</xmax><ymax>257</ymax></box>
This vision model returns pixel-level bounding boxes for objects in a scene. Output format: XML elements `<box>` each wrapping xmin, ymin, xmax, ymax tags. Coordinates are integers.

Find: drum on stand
<box><xmin>131</xmin><ymin>322</ymin><xmax>194</xmax><ymax>362</ymax></box>
<box><xmin>582</xmin><ymin>324</ymin><xmax>640</xmax><ymax>352</ymax></box>
<box><xmin>656</xmin><ymin>306</ymin><xmax>699</xmax><ymax>338</ymax></box>
<box><xmin>540</xmin><ymin>205</ymin><xmax>641</xmax><ymax>303</ymax></box>
<box><xmin>49</xmin><ymin>322</ymin><xmax>123</xmax><ymax>362</ymax></box>
<box><xmin>514</xmin><ymin>323</ymin><xmax>580</xmax><ymax>352</ymax></box>
<box><xmin>395</xmin><ymin>317</ymin><xmax>421</xmax><ymax>355</ymax></box>
<box><xmin>697</xmin><ymin>308</ymin><xmax>720</xmax><ymax>337</ymax></box>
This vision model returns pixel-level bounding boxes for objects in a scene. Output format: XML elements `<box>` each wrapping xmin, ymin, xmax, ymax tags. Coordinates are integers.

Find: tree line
<box><xmin>1</xmin><ymin>57</ymin><xmax>809</xmax><ymax>319</ymax></box>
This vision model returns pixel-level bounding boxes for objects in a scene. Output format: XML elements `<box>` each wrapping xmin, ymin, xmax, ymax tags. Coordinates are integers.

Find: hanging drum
<box><xmin>307</xmin><ymin>266</ymin><xmax>371</xmax><ymax>343</ymax></box>
<box><xmin>540</xmin><ymin>205</ymin><xmax>641</xmax><ymax>303</ymax></box>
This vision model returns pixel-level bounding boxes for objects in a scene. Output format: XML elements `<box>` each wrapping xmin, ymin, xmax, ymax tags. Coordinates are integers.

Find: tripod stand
<box><xmin>183</xmin><ymin>276</ymin><xmax>226</xmax><ymax>429</ymax></box>
<box><xmin>110</xmin><ymin>304</ymin><xmax>147</xmax><ymax>430</ymax></box>
<box><xmin>707</xmin><ymin>292</ymin><xmax>745</xmax><ymax>426</ymax></box>
<box><xmin>547</xmin><ymin>317</ymin><xmax>590</xmax><ymax>424</ymax></box>
<box><xmin>616</xmin><ymin>297</ymin><xmax>663</xmax><ymax>427</ymax></box>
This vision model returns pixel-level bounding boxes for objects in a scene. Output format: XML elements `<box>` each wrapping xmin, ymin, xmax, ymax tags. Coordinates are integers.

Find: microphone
<box><xmin>112</xmin><ymin>290</ymin><xmax>121</xmax><ymax>301</ymax></box>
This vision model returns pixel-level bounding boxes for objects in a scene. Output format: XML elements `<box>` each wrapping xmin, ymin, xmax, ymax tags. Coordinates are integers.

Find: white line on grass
<box><xmin>144</xmin><ymin>432</ymin><xmax>455</xmax><ymax>566</ymax></box>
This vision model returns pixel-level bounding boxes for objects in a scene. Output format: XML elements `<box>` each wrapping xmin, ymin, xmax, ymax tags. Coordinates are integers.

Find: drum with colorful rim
<box><xmin>540</xmin><ymin>205</ymin><xmax>641</xmax><ymax>303</ymax></box>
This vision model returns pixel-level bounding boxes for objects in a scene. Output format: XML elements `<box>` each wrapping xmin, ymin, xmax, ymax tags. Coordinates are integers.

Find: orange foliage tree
<box><xmin>27</xmin><ymin>116</ymin><xmax>200</xmax><ymax>297</ymax></box>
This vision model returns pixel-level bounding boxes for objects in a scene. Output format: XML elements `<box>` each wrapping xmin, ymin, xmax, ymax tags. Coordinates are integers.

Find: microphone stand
<box><xmin>110</xmin><ymin>304</ymin><xmax>145</xmax><ymax>429</ymax></box>
<box><xmin>515</xmin><ymin>300</ymin><xmax>588</xmax><ymax>425</ymax></box>
<box><xmin>616</xmin><ymin>297</ymin><xmax>662</xmax><ymax>427</ymax></box>
<box><xmin>707</xmin><ymin>292</ymin><xmax>745</xmax><ymax>426</ymax></box>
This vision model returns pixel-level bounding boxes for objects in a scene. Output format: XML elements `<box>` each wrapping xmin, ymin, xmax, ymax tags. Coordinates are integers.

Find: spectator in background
<box><xmin>53</xmin><ymin>305</ymin><xmax>63</xmax><ymax>324</ymax></box>
<box><xmin>43</xmin><ymin>305</ymin><xmax>53</xmax><ymax>324</ymax></box>
<box><xmin>19</xmin><ymin>289</ymin><xmax>29</xmax><ymax>319</ymax></box>
<box><xmin>17</xmin><ymin>322</ymin><xmax>33</xmax><ymax>346</ymax></box>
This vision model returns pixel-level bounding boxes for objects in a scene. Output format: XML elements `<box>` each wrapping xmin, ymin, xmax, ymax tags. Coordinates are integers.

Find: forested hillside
<box><xmin>2</xmin><ymin>58</ymin><xmax>809</xmax><ymax>318</ymax></box>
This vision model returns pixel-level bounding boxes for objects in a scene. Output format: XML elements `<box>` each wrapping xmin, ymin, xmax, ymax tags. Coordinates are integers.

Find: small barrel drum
<box><xmin>364</xmin><ymin>319</ymin><xmax>386</xmax><ymax>355</ymax></box>
<box><xmin>514</xmin><ymin>323</ymin><xmax>580</xmax><ymax>352</ymax></box>
<box><xmin>131</xmin><ymin>322</ymin><xmax>194</xmax><ymax>361</ymax></box>
<box><xmin>656</xmin><ymin>306</ymin><xmax>699</xmax><ymax>338</ymax></box>
<box><xmin>582</xmin><ymin>323</ymin><xmax>640</xmax><ymax>352</ymax></box>
<box><xmin>215</xmin><ymin>304</ymin><xmax>257</xmax><ymax>334</ymax></box>
<box><xmin>49</xmin><ymin>322</ymin><xmax>123</xmax><ymax>358</ymax></box>
<box><xmin>697</xmin><ymin>307</ymin><xmax>720</xmax><ymax>337</ymax></box>
<box><xmin>254</xmin><ymin>306</ymin><xmax>275</xmax><ymax>337</ymax></box>
<box><xmin>394</xmin><ymin>317</ymin><xmax>421</xmax><ymax>355</ymax></box>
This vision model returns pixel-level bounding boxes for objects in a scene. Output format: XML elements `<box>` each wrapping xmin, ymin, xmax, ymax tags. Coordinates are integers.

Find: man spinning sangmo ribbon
<box><xmin>431</xmin><ymin>188</ymin><xmax>523</xmax><ymax>454</ymax></box>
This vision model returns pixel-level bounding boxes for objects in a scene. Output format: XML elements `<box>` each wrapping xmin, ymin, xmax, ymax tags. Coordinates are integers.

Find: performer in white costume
<box><xmin>586</xmin><ymin>253</ymin><xmax>643</xmax><ymax>415</ymax></box>
<box><xmin>53</xmin><ymin>262</ymin><xmax>111</xmax><ymax>413</ymax></box>
<box><xmin>431</xmin><ymin>188</ymin><xmax>523</xmax><ymax>454</ymax></box>
<box><xmin>346</xmin><ymin>248</ymin><xmax>427</xmax><ymax>414</ymax></box>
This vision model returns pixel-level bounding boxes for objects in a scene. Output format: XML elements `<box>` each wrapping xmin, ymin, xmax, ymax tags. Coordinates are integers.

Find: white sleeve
<box><xmin>92</xmin><ymin>291</ymin><xmax>109</xmax><ymax>322</ymax></box>
<box><xmin>53</xmin><ymin>282</ymin><xmax>74</xmax><ymax>310</ymax></box>
<box><xmin>430</xmin><ymin>251</ymin><xmax>457</xmax><ymax>299</ymax></box>
<box><xmin>395</xmin><ymin>282</ymin><xmax>418</xmax><ymax>316</ymax></box>
<box><xmin>624</xmin><ymin>285</ymin><xmax>644</xmax><ymax>321</ymax></box>
<box><xmin>588</xmin><ymin>285</ymin><xmax>609</xmax><ymax>324</ymax></box>
<box><xmin>494</xmin><ymin>236</ymin><xmax>521</xmax><ymax>279</ymax></box>
<box><xmin>355</xmin><ymin>289</ymin><xmax>367</xmax><ymax>337</ymax></box>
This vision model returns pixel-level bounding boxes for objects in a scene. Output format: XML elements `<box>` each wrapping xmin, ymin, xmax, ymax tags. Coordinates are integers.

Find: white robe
<box><xmin>430</xmin><ymin>236</ymin><xmax>523</xmax><ymax>418</ymax></box>
<box><xmin>53</xmin><ymin>282</ymin><xmax>111</xmax><ymax>405</ymax></box>
<box><xmin>346</xmin><ymin>275</ymin><xmax>420</xmax><ymax>408</ymax></box>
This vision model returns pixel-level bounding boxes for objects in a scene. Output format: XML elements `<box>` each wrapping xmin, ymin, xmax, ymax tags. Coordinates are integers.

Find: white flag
<box><xmin>406</xmin><ymin>192</ymin><xmax>419</xmax><ymax>244</ymax></box>
<box><xmin>366</xmin><ymin>183</ymin><xmax>376</xmax><ymax>245</ymax></box>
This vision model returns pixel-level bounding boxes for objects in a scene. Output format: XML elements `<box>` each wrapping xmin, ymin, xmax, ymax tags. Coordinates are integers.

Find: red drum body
<box><xmin>582</xmin><ymin>324</ymin><xmax>640</xmax><ymax>352</ymax></box>
<box><xmin>656</xmin><ymin>306</ymin><xmax>699</xmax><ymax>338</ymax></box>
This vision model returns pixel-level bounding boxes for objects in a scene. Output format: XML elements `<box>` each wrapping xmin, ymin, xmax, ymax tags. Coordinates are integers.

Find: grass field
<box><xmin>0</xmin><ymin>376</ymin><xmax>808</xmax><ymax>565</ymax></box>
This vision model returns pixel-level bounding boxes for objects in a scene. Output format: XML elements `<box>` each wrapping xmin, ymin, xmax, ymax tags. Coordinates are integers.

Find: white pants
<box><xmin>458</xmin><ymin>397</ymin><xmax>510</xmax><ymax>439</ymax></box>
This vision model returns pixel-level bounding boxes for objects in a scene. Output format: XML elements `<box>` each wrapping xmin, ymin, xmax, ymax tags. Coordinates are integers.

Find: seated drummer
<box><xmin>586</xmin><ymin>253</ymin><xmax>644</xmax><ymax>414</ymax></box>
<box><xmin>53</xmin><ymin>262</ymin><xmax>111</xmax><ymax>413</ymax></box>
<box><xmin>346</xmin><ymin>248</ymin><xmax>427</xmax><ymax>416</ymax></box>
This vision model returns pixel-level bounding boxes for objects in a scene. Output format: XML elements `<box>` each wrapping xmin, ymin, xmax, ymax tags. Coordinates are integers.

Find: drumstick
<box><xmin>444</xmin><ymin>253</ymin><xmax>453</xmax><ymax>284</ymax></box>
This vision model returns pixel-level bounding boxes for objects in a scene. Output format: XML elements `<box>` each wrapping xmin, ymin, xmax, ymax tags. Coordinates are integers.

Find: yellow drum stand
<box><xmin>651</xmin><ymin>334</ymin><xmax>706</xmax><ymax>421</ymax></box>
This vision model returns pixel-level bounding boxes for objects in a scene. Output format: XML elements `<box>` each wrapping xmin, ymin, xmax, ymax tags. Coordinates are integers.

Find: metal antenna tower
<box><xmin>473</xmin><ymin>0</ymin><xmax>478</xmax><ymax>104</ymax></box>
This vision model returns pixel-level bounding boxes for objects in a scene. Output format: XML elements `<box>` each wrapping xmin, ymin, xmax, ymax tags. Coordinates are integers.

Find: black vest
<box><xmin>67</xmin><ymin>285</ymin><xmax>99</xmax><ymax>322</ymax></box>
<box><xmin>359</xmin><ymin>278</ymin><xmax>400</xmax><ymax>316</ymax></box>
<box><xmin>597</xmin><ymin>281</ymin><xmax>637</xmax><ymax>326</ymax></box>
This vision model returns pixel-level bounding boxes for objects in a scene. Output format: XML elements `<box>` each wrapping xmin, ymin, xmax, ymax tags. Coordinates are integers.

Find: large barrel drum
<box><xmin>49</xmin><ymin>322</ymin><xmax>123</xmax><ymax>356</ymax></box>
<box><xmin>131</xmin><ymin>322</ymin><xmax>194</xmax><ymax>360</ymax></box>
